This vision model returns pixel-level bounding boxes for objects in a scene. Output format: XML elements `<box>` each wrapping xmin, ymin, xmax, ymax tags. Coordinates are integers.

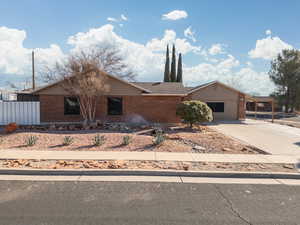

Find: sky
<box><xmin>1</xmin><ymin>0</ymin><xmax>300</xmax><ymax>95</ymax></box>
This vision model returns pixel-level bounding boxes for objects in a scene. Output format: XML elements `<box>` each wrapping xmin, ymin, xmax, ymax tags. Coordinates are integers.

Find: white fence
<box><xmin>0</xmin><ymin>102</ymin><xmax>40</xmax><ymax>125</ymax></box>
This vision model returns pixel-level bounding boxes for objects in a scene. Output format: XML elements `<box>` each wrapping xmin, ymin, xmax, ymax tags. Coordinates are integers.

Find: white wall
<box><xmin>0</xmin><ymin>102</ymin><xmax>40</xmax><ymax>125</ymax></box>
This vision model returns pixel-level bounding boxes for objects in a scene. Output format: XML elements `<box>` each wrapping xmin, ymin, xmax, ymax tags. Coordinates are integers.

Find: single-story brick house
<box><xmin>31</xmin><ymin>73</ymin><xmax>246</xmax><ymax>123</ymax></box>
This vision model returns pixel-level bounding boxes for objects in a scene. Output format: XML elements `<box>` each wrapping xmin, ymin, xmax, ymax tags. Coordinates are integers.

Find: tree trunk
<box><xmin>285</xmin><ymin>88</ymin><xmax>290</xmax><ymax>113</ymax></box>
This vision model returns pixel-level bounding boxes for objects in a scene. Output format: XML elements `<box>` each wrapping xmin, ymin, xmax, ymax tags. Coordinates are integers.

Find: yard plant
<box><xmin>176</xmin><ymin>100</ymin><xmax>213</xmax><ymax>128</ymax></box>
<box><xmin>152</xmin><ymin>129</ymin><xmax>165</xmax><ymax>146</ymax></box>
<box><xmin>63</xmin><ymin>136</ymin><xmax>74</xmax><ymax>146</ymax></box>
<box><xmin>25</xmin><ymin>135</ymin><xmax>38</xmax><ymax>147</ymax></box>
<box><xmin>122</xmin><ymin>135</ymin><xmax>132</xmax><ymax>145</ymax></box>
<box><xmin>93</xmin><ymin>134</ymin><xmax>105</xmax><ymax>146</ymax></box>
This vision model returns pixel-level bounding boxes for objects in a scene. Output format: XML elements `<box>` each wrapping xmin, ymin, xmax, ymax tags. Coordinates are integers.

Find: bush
<box><xmin>63</xmin><ymin>136</ymin><xmax>74</xmax><ymax>146</ymax></box>
<box><xmin>153</xmin><ymin>130</ymin><xmax>165</xmax><ymax>146</ymax></box>
<box><xmin>0</xmin><ymin>137</ymin><xmax>3</xmax><ymax>145</ymax></box>
<box><xmin>5</xmin><ymin>123</ymin><xmax>18</xmax><ymax>133</ymax></box>
<box><xmin>93</xmin><ymin>135</ymin><xmax>105</xmax><ymax>146</ymax></box>
<box><xmin>176</xmin><ymin>100</ymin><xmax>213</xmax><ymax>128</ymax></box>
<box><xmin>122</xmin><ymin>135</ymin><xmax>132</xmax><ymax>145</ymax></box>
<box><xmin>25</xmin><ymin>135</ymin><xmax>38</xmax><ymax>146</ymax></box>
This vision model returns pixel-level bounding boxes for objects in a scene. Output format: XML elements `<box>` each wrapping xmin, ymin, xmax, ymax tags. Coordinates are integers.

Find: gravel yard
<box><xmin>0</xmin><ymin>159</ymin><xmax>296</xmax><ymax>173</ymax></box>
<box><xmin>0</xmin><ymin>125</ymin><xmax>263</xmax><ymax>154</ymax></box>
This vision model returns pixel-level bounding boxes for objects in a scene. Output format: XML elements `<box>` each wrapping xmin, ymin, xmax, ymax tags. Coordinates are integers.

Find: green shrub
<box><xmin>93</xmin><ymin>135</ymin><xmax>105</xmax><ymax>146</ymax></box>
<box><xmin>25</xmin><ymin>135</ymin><xmax>38</xmax><ymax>146</ymax></box>
<box><xmin>0</xmin><ymin>137</ymin><xmax>3</xmax><ymax>145</ymax></box>
<box><xmin>153</xmin><ymin>131</ymin><xmax>165</xmax><ymax>146</ymax></box>
<box><xmin>63</xmin><ymin>136</ymin><xmax>74</xmax><ymax>146</ymax></box>
<box><xmin>122</xmin><ymin>135</ymin><xmax>132</xmax><ymax>145</ymax></box>
<box><xmin>176</xmin><ymin>100</ymin><xmax>213</xmax><ymax>128</ymax></box>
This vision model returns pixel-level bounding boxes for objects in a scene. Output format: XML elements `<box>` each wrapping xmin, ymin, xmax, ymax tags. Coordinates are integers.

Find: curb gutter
<box><xmin>0</xmin><ymin>168</ymin><xmax>299</xmax><ymax>180</ymax></box>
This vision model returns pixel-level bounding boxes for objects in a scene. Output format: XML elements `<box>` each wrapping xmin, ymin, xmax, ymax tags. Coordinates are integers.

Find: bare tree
<box><xmin>43</xmin><ymin>46</ymin><xmax>134</xmax><ymax>124</ymax></box>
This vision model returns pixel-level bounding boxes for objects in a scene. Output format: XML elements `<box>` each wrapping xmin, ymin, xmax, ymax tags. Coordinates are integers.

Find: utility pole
<box><xmin>32</xmin><ymin>50</ymin><xmax>35</xmax><ymax>90</ymax></box>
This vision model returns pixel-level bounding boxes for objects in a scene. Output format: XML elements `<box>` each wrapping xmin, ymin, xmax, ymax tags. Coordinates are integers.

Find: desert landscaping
<box><xmin>0</xmin><ymin>123</ymin><xmax>264</xmax><ymax>154</ymax></box>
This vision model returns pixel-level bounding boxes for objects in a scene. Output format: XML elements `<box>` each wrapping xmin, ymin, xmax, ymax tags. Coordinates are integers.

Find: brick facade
<box><xmin>40</xmin><ymin>95</ymin><xmax>182</xmax><ymax>123</ymax></box>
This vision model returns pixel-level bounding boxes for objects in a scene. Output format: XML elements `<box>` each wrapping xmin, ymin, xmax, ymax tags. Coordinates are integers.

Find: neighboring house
<box><xmin>31</xmin><ymin>73</ymin><xmax>246</xmax><ymax>123</ymax></box>
<box><xmin>0</xmin><ymin>89</ymin><xmax>17</xmax><ymax>101</ymax></box>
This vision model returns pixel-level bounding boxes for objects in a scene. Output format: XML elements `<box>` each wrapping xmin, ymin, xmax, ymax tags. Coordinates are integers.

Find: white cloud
<box><xmin>0</xmin><ymin>26</ymin><xmax>65</xmax><ymax>76</ymax></box>
<box><xmin>0</xmin><ymin>24</ymin><xmax>276</xmax><ymax>95</ymax></box>
<box><xmin>184</xmin><ymin>56</ymin><xmax>274</xmax><ymax>95</ymax></box>
<box><xmin>121</xmin><ymin>14</ymin><xmax>128</xmax><ymax>21</ymax></box>
<box><xmin>208</xmin><ymin>43</ymin><xmax>225</xmax><ymax>55</ymax></box>
<box><xmin>107</xmin><ymin>17</ymin><xmax>117</xmax><ymax>22</ymax></box>
<box><xmin>107</xmin><ymin>14</ymin><xmax>128</xmax><ymax>23</ymax></box>
<box><xmin>265</xmin><ymin>29</ymin><xmax>272</xmax><ymax>36</ymax></box>
<box><xmin>162</xmin><ymin>10</ymin><xmax>188</xmax><ymax>20</ymax></box>
<box><xmin>246</xmin><ymin>61</ymin><xmax>253</xmax><ymax>67</ymax></box>
<box><xmin>249</xmin><ymin>36</ymin><xmax>293</xmax><ymax>60</ymax></box>
<box><xmin>184</xmin><ymin>26</ymin><xmax>196</xmax><ymax>42</ymax></box>
<box><xmin>67</xmin><ymin>24</ymin><xmax>164</xmax><ymax>81</ymax></box>
<box><xmin>146</xmin><ymin>29</ymin><xmax>201</xmax><ymax>54</ymax></box>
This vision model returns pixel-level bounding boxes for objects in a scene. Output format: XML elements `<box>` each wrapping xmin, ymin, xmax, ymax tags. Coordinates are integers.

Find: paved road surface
<box><xmin>209</xmin><ymin>119</ymin><xmax>300</xmax><ymax>156</ymax></box>
<box><xmin>0</xmin><ymin>180</ymin><xmax>299</xmax><ymax>225</ymax></box>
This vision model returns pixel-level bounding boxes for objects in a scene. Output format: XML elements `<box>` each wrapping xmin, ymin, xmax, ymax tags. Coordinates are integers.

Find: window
<box><xmin>64</xmin><ymin>97</ymin><xmax>80</xmax><ymax>115</ymax></box>
<box><xmin>107</xmin><ymin>97</ymin><xmax>123</xmax><ymax>115</ymax></box>
<box><xmin>207</xmin><ymin>102</ymin><xmax>224</xmax><ymax>113</ymax></box>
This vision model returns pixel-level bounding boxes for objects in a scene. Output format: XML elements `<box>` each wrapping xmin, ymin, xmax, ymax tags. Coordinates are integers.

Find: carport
<box><xmin>246</xmin><ymin>96</ymin><xmax>275</xmax><ymax>122</ymax></box>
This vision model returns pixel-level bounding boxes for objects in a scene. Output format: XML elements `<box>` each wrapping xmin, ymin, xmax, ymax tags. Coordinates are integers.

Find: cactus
<box><xmin>122</xmin><ymin>135</ymin><xmax>132</xmax><ymax>145</ymax></box>
<box><xmin>93</xmin><ymin>135</ymin><xmax>105</xmax><ymax>146</ymax></box>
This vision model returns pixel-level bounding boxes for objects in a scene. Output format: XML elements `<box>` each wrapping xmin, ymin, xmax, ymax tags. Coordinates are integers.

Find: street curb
<box><xmin>0</xmin><ymin>168</ymin><xmax>299</xmax><ymax>179</ymax></box>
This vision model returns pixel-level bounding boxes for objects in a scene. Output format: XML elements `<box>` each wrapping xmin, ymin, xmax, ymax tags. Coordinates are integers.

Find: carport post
<box><xmin>271</xmin><ymin>100</ymin><xmax>274</xmax><ymax>123</ymax></box>
<box><xmin>254</xmin><ymin>100</ymin><xmax>257</xmax><ymax>119</ymax></box>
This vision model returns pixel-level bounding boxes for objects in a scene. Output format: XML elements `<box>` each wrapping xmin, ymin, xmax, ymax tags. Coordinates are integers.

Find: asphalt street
<box><xmin>0</xmin><ymin>180</ymin><xmax>299</xmax><ymax>225</ymax></box>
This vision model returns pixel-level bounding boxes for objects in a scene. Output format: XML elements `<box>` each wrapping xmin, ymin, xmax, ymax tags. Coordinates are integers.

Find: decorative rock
<box><xmin>193</xmin><ymin>145</ymin><xmax>205</xmax><ymax>151</ymax></box>
<box><xmin>222</xmin><ymin>147</ymin><xmax>231</xmax><ymax>152</ymax></box>
<box><xmin>49</xmin><ymin>124</ymin><xmax>56</xmax><ymax>130</ymax></box>
<box><xmin>68</xmin><ymin>125</ymin><xmax>76</xmax><ymax>131</ymax></box>
<box><xmin>182</xmin><ymin>164</ymin><xmax>190</xmax><ymax>171</ymax></box>
<box><xmin>283</xmin><ymin>164</ymin><xmax>294</xmax><ymax>169</ymax></box>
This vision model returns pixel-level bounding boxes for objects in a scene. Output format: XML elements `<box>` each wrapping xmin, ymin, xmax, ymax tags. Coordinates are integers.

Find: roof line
<box><xmin>186</xmin><ymin>80</ymin><xmax>246</xmax><ymax>95</ymax></box>
<box><xmin>31</xmin><ymin>72</ymin><xmax>152</xmax><ymax>94</ymax></box>
<box><xmin>142</xmin><ymin>93</ymin><xmax>187</xmax><ymax>96</ymax></box>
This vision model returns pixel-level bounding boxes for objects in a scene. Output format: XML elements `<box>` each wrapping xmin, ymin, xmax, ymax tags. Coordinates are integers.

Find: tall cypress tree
<box><xmin>170</xmin><ymin>44</ymin><xmax>177</xmax><ymax>82</ymax></box>
<box><xmin>163</xmin><ymin>45</ymin><xmax>170</xmax><ymax>82</ymax></box>
<box><xmin>177</xmin><ymin>53</ymin><xmax>182</xmax><ymax>82</ymax></box>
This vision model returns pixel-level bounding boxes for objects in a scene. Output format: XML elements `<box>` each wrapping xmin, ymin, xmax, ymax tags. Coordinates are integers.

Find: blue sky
<box><xmin>1</xmin><ymin>0</ymin><xmax>300</xmax><ymax>95</ymax></box>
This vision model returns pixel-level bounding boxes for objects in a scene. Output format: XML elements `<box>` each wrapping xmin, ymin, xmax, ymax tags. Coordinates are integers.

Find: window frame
<box><xmin>107</xmin><ymin>96</ymin><xmax>123</xmax><ymax>116</ymax></box>
<box><xmin>64</xmin><ymin>96</ymin><xmax>81</xmax><ymax>116</ymax></box>
<box><xmin>206</xmin><ymin>102</ymin><xmax>225</xmax><ymax>113</ymax></box>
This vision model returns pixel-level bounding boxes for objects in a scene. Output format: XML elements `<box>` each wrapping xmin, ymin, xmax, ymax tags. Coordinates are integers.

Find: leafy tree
<box><xmin>269</xmin><ymin>49</ymin><xmax>300</xmax><ymax>112</ymax></box>
<box><xmin>176</xmin><ymin>101</ymin><xmax>213</xmax><ymax>128</ymax></box>
<box><xmin>163</xmin><ymin>45</ymin><xmax>170</xmax><ymax>82</ymax></box>
<box><xmin>170</xmin><ymin>44</ymin><xmax>177</xmax><ymax>82</ymax></box>
<box><xmin>177</xmin><ymin>53</ymin><xmax>183</xmax><ymax>82</ymax></box>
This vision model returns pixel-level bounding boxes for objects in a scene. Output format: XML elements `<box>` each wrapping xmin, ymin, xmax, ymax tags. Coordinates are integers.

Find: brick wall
<box><xmin>40</xmin><ymin>95</ymin><xmax>182</xmax><ymax>123</ymax></box>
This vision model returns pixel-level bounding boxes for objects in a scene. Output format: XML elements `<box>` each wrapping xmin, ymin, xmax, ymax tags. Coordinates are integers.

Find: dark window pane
<box><xmin>207</xmin><ymin>102</ymin><xmax>224</xmax><ymax>113</ymax></box>
<box><xmin>107</xmin><ymin>97</ymin><xmax>123</xmax><ymax>115</ymax></box>
<box><xmin>64</xmin><ymin>97</ymin><xmax>80</xmax><ymax>115</ymax></box>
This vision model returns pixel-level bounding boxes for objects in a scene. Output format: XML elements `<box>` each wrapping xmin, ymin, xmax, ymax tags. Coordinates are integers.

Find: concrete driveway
<box><xmin>208</xmin><ymin>119</ymin><xmax>300</xmax><ymax>156</ymax></box>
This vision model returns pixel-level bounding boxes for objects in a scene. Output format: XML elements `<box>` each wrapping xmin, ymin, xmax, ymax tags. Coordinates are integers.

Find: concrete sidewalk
<box><xmin>0</xmin><ymin>149</ymin><xmax>299</xmax><ymax>164</ymax></box>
